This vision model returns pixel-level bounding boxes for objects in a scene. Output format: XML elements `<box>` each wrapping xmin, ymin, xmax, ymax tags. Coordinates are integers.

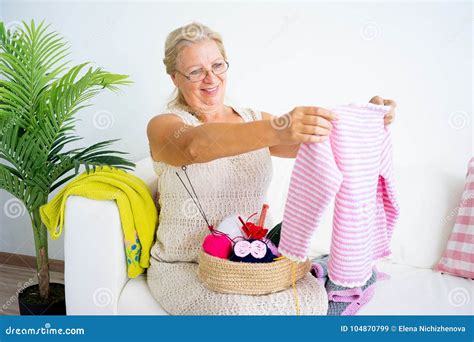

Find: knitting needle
<box><xmin>258</xmin><ymin>204</ymin><xmax>269</xmax><ymax>227</ymax></box>
<box><xmin>175</xmin><ymin>171</ymin><xmax>212</xmax><ymax>230</ymax></box>
<box><xmin>238</xmin><ymin>216</ymin><xmax>250</xmax><ymax>238</ymax></box>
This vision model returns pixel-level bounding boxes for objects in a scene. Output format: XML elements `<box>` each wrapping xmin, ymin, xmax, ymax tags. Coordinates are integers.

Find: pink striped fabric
<box><xmin>434</xmin><ymin>157</ymin><xmax>474</xmax><ymax>279</ymax></box>
<box><xmin>279</xmin><ymin>102</ymin><xmax>400</xmax><ymax>287</ymax></box>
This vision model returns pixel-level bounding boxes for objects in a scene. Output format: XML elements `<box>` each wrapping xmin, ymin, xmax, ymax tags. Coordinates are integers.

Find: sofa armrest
<box><xmin>64</xmin><ymin>157</ymin><xmax>158</xmax><ymax>315</ymax></box>
<box><xmin>133</xmin><ymin>157</ymin><xmax>158</xmax><ymax>200</ymax></box>
<box><xmin>64</xmin><ymin>196</ymin><xmax>127</xmax><ymax>315</ymax></box>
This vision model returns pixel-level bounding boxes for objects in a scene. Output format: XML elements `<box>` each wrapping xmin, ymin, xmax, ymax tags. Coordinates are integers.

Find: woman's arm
<box><xmin>147</xmin><ymin>115</ymin><xmax>279</xmax><ymax>166</ymax></box>
<box><xmin>147</xmin><ymin>107</ymin><xmax>336</xmax><ymax>167</ymax></box>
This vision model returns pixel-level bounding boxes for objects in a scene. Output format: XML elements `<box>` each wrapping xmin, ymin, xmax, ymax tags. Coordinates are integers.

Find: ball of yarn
<box><xmin>229</xmin><ymin>239</ymin><xmax>276</xmax><ymax>263</ymax></box>
<box><xmin>202</xmin><ymin>233</ymin><xmax>233</xmax><ymax>259</ymax></box>
<box><xmin>263</xmin><ymin>238</ymin><xmax>280</xmax><ymax>257</ymax></box>
<box><xmin>216</xmin><ymin>214</ymin><xmax>243</xmax><ymax>239</ymax></box>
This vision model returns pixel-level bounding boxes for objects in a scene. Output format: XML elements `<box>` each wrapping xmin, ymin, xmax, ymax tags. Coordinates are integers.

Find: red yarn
<box><xmin>202</xmin><ymin>233</ymin><xmax>233</xmax><ymax>259</ymax></box>
<box><xmin>242</xmin><ymin>222</ymin><xmax>268</xmax><ymax>239</ymax></box>
<box><xmin>238</xmin><ymin>214</ymin><xmax>269</xmax><ymax>239</ymax></box>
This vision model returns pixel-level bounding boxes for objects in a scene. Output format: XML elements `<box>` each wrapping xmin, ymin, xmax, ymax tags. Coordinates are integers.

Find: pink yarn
<box><xmin>263</xmin><ymin>238</ymin><xmax>280</xmax><ymax>257</ymax></box>
<box><xmin>202</xmin><ymin>233</ymin><xmax>233</xmax><ymax>259</ymax></box>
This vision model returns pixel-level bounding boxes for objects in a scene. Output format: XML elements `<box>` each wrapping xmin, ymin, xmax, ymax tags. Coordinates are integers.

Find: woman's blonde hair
<box><xmin>163</xmin><ymin>22</ymin><xmax>227</xmax><ymax>111</ymax></box>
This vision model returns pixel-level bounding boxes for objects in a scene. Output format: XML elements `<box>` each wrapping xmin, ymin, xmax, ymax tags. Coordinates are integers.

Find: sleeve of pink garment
<box><xmin>278</xmin><ymin>102</ymin><xmax>400</xmax><ymax>287</ymax></box>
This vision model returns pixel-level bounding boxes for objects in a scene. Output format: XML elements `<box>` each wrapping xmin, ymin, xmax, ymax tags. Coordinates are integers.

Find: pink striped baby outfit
<box><xmin>279</xmin><ymin>102</ymin><xmax>400</xmax><ymax>287</ymax></box>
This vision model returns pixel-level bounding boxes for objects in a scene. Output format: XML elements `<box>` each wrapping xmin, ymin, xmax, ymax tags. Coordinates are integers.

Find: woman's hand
<box><xmin>273</xmin><ymin>106</ymin><xmax>338</xmax><ymax>145</ymax></box>
<box><xmin>369</xmin><ymin>96</ymin><xmax>397</xmax><ymax>126</ymax></box>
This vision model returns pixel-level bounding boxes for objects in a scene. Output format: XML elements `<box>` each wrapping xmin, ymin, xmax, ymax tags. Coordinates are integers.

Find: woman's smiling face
<box><xmin>172</xmin><ymin>39</ymin><xmax>227</xmax><ymax>111</ymax></box>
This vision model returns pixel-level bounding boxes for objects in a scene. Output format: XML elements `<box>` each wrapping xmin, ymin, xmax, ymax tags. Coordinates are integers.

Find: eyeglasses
<box><xmin>176</xmin><ymin>60</ymin><xmax>229</xmax><ymax>82</ymax></box>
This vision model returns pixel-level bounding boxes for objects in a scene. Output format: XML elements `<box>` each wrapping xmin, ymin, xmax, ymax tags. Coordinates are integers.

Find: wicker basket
<box><xmin>197</xmin><ymin>249</ymin><xmax>311</xmax><ymax>295</ymax></box>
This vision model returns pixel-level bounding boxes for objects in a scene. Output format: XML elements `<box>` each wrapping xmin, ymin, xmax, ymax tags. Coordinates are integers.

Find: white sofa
<box><xmin>64</xmin><ymin>157</ymin><xmax>474</xmax><ymax>315</ymax></box>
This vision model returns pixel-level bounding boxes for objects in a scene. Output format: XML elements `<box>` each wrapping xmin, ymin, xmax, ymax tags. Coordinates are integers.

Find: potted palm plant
<box><xmin>0</xmin><ymin>20</ymin><xmax>135</xmax><ymax>315</ymax></box>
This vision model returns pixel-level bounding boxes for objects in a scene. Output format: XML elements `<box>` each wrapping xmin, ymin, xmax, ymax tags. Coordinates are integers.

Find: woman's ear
<box><xmin>171</xmin><ymin>73</ymin><xmax>178</xmax><ymax>87</ymax></box>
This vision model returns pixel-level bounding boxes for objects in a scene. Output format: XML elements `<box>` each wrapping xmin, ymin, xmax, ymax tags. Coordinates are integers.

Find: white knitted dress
<box><xmin>146</xmin><ymin>105</ymin><xmax>328</xmax><ymax>315</ymax></box>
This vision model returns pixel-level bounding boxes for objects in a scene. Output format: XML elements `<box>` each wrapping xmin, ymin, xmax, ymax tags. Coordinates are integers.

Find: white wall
<box><xmin>0</xmin><ymin>1</ymin><xmax>471</xmax><ymax>263</ymax></box>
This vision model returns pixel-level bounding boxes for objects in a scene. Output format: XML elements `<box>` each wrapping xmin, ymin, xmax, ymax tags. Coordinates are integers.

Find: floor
<box><xmin>0</xmin><ymin>263</ymin><xmax>64</xmax><ymax>315</ymax></box>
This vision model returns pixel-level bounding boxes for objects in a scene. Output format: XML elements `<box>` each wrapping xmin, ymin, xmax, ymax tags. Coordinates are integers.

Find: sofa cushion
<box><xmin>434</xmin><ymin>157</ymin><xmax>474</xmax><ymax>279</ymax></box>
<box><xmin>118</xmin><ymin>274</ymin><xmax>168</xmax><ymax>315</ymax></box>
<box><xmin>117</xmin><ymin>262</ymin><xmax>473</xmax><ymax>315</ymax></box>
<box><xmin>358</xmin><ymin>261</ymin><xmax>474</xmax><ymax>315</ymax></box>
<box><xmin>266</xmin><ymin>157</ymin><xmax>466</xmax><ymax>269</ymax></box>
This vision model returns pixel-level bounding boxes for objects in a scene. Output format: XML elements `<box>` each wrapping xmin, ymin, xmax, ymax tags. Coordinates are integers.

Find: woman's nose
<box><xmin>202</xmin><ymin>69</ymin><xmax>217</xmax><ymax>83</ymax></box>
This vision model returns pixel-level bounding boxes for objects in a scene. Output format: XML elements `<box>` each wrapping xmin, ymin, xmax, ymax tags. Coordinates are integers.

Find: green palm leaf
<box><xmin>0</xmin><ymin>19</ymin><xmax>134</xmax><ymax>199</ymax></box>
<box><xmin>0</xmin><ymin>19</ymin><xmax>135</xmax><ymax>299</ymax></box>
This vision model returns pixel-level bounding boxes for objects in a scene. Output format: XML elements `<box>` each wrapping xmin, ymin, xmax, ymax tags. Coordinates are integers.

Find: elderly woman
<box><xmin>146</xmin><ymin>22</ymin><xmax>396</xmax><ymax>315</ymax></box>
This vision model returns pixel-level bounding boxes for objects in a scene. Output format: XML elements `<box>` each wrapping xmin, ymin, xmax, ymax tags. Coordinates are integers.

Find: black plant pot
<box><xmin>18</xmin><ymin>283</ymin><xmax>66</xmax><ymax>315</ymax></box>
